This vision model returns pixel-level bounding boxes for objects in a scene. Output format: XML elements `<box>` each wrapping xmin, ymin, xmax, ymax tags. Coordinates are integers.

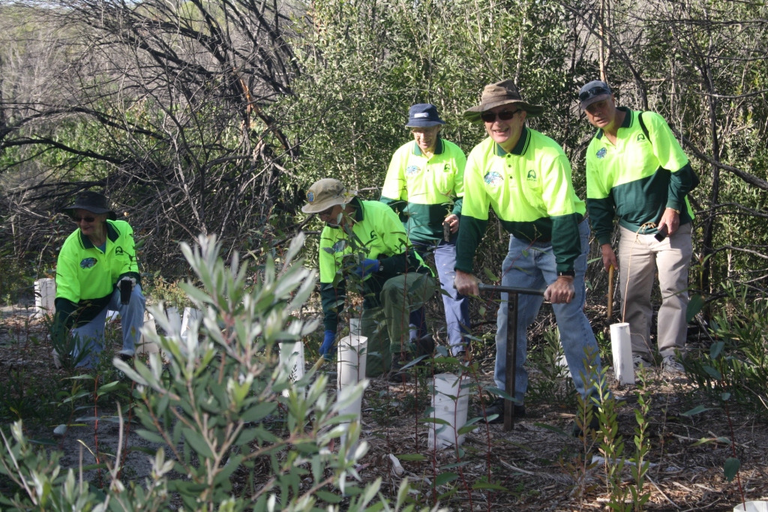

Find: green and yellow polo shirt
<box><xmin>380</xmin><ymin>137</ymin><xmax>466</xmax><ymax>243</ymax></box>
<box><xmin>54</xmin><ymin>219</ymin><xmax>140</xmax><ymax>329</ymax></box>
<box><xmin>456</xmin><ymin>127</ymin><xmax>585</xmax><ymax>274</ymax></box>
<box><xmin>319</xmin><ymin>198</ymin><xmax>428</xmax><ymax>332</ymax></box>
<box><xmin>585</xmin><ymin>107</ymin><xmax>697</xmax><ymax>245</ymax></box>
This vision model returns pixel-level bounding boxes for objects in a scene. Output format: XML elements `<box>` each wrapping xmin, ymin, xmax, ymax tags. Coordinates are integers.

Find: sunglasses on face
<box><xmin>73</xmin><ymin>216</ymin><xmax>96</xmax><ymax>223</ymax></box>
<box><xmin>579</xmin><ymin>86</ymin><xmax>610</xmax><ymax>102</ymax></box>
<box><xmin>481</xmin><ymin>109</ymin><xmax>521</xmax><ymax>123</ymax></box>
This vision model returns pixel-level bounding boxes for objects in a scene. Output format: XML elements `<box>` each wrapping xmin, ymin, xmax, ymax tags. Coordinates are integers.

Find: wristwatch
<box><xmin>558</xmin><ymin>270</ymin><xmax>575</xmax><ymax>277</ymax></box>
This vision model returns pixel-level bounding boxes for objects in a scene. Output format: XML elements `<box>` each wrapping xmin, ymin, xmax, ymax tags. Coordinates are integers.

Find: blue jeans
<box><xmin>72</xmin><ymin>285</ymin><xmax>145</xmax><ymax>368</ymax></box>
<box><xmin>415</xmin><ymin>241</ymin><xmax>471</xmax><ymax>355</ymax></box>
<box><xmin>494</xmin><ymin>221</ymin><xmax>602</xmax><ymax>404</ymax></box>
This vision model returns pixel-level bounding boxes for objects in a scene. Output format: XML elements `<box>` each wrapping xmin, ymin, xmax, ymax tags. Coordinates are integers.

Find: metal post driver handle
<box><xmin>478</xmin><ymin>283</ymin><xmax>545</xmax><ymax>430</ymax></box>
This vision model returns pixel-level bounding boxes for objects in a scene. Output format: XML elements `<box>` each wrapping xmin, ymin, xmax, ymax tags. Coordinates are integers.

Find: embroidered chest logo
<box><xmin>114</xmin><ymin>246</ymin><xmax>125</xmax><ymax>255</ymax></box>
<box><xmin>405</xmin><ymin>165</ymin><xmax>421</xmax><ymax>177</ymax></box>
<box><xmin>637</xmin><ymin>133</ymin><xmax>647</xmax><ymax>142</ymax></box>
<box><xmin>80</xmin><ymin>257</ymin><xmax>97</xmax><ymax>269</ymax></box>
<box><xmin>369</xmin><ymin>230</ymin><xmax>379</xmax><ymax>241</ymax></box>
<box><xmin>484</xmin><ymin>171</ymin><xmax>504</xmax><ymax>186</ymax></box>
<box><xmin>526</xmin><ymin>170</ymin><xmax>537</xmax><ymax>181</ymax></box>
<box><xmin>596</xmin><ymin>147</ymin><xmax>607</xmax><ymax>159</ymax></box>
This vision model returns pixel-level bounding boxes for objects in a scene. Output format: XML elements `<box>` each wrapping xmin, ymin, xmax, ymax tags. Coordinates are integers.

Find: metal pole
<box><xmin>478</xmin><ymin>283</ymin><xmax>545</xmax><ymax>432</ymax></box>
<box><xmin>504</xmin><ymin>292</ymin><xmax>518</xmax><ymax>430</ymax></box>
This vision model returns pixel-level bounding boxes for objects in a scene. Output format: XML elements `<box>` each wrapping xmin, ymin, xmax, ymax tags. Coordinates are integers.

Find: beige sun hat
<box><xmin>464</xmin><ymin>80</ymin><xmax>545</xmax><ymax>123</ymax></box>
<box><xmin>301</xmin><ymin>178</ymin><xmax>355</xmax><ymax>214</ymax></box>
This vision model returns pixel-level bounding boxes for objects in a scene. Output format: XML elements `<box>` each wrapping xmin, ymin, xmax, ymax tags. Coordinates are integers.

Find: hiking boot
<box><xmin>481</xmin><ymin>398</ymin><xmax>525</xmax><ymax>424</ymax></box>
<box><xmin>413</xmin><ymin>334</ymin><xmax>435</xmax><ymax>358</ymax></box>
<box><xmin>388</xmin><ymin>355</ymin><xmax>412</xmax><ymax>383</ymax></box>
<box><xmin>118</xmin><ymin>349</ymin><xmax>135</xmax><ymax>362</ymax></box>
<box><xmin>571</xmin><ymin>415</ymin><xmax>601</xmax><ymax>438</ymax></box>
<box><xmin>662</xmin><ymin>354</ymin><xmax>685</xmax><ymax>376</ymax></box>
<box><xmin>633</xmin><ymin>354</ymin><xmax>652</xmax><ymax>370</ymax></box>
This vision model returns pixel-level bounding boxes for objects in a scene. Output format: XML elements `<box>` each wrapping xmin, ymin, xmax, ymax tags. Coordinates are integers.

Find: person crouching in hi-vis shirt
<box><xmin>302</xmin><ymin>178</ymin><xmax>436</xmax><ymax>379</ymax></box>
<box><xmin>380</xmin><ymin>103</ymin><xmax>471</xmax><ymax>360</ymax></box>
<box><xmin>580</xmin><ymin>80</ymin><xmax>699</xmax><ymax>375</ymax></box>
<box><xmin>52</xmin><ymin>191</ymin><xmax>145</xmax><ymax>368</ymax></box>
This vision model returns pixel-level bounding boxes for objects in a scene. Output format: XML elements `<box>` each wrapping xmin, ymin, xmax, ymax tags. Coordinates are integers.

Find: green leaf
<box><xmin>182</xmin><ymin>428</ymin><xmax>214</xmax><ymax>459</ymax></box>
<box><xmin>241</xmin><ymin>402</ymin><xmax>277</xmax><ymax>423</ymax></box>
<box><xmin>397</xmin><ymin>453</ymin><xmax>427</xmax><ymax>461</ymax></box>
<box><xmin>472</xmin><ymin>481</ymin><xmax>508</xmax><ymax>491</ymax></box>
<box><xmin>724</xmin><ymin>457</ymin><xmax>741</xmax><ymax>482</ymax></box>
<box><xmin>681</xmin><ymin>405</ymin><xmax>711</xmax><ymax>417</ymax></box>
<box><xmin>434</xmin><ymin>472</ymin><xmax>459</xmax><ymax>486</ymax></box>
<box><xmin>315</xmin><ymin>490</ymin><xmax>343</xmax><ymax>503</ymax></box>
<box><xmin>686</xmin><ymin>294</ymin><xmax>705</xmax><ymax>322</ymax></box>
<box><xmin>136</xmin><ymin>429</ymin><xmax>166</xmax><ymax>444</ymax></box>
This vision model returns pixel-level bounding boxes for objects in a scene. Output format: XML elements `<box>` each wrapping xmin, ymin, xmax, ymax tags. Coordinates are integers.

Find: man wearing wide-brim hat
<box><xmin>302</xmin><ymin>178</ymin><xmax>436</xmax><ymax>378</ymax></box>
<box><xmin>52</xmin><ymin>190</ymin><xmax>145</xmax><ymax>368</ymax></box>
<box><xmin>454</xmin><ymin>80</ymin><xmax>605</xmax><ymax>431</ymax></box>
<box><xmin>380</xmin><ymin>103</ymin><xmax>471</xmax><ymax>360</ymax></box>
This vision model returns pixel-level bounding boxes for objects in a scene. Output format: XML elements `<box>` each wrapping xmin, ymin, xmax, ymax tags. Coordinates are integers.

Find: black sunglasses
<box><xmin>481</xmin><ymin>109</ymin><xmax>521</xmax><ymax>123</ymax></box>
<box><xmin>579</xmin><ymin>86</ymin><xmax>610</xmax><ymax>102</ymax></box>
<box><xmin>73</xmin><ymin>215</ymin><xmax>96</xmax><ymax>223</ymax></box>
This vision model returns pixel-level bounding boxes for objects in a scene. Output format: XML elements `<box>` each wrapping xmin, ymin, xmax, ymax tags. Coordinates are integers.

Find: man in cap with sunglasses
<box><xmin>380</xmin><ymin>103</ymin><xmax>470</xmax><ymax>360</ymax></box>
<box><xmin>454</xmin><ymin>80</ymin><xmax>604</xmax><ymax>426</ymax></box>
<box><xmin>580</xmin><ymin>80</ymin><xmax>698</xmax><ymax>375</ymax></box>
<box><xmin>52</xmin><ymin>191</ymin><xmax>144</xmax><ymax>368</ymax></box>
<box><xmin>303</xmin><ymin>178</ymin><xmax>436</xmax><ymax>378</ymax></box>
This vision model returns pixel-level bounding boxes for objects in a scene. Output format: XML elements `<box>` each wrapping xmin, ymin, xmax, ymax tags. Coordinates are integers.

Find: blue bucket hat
<box><xmin>405</xmin><ymin>103</ymin><xmax>445</xmax><ymax>128</ymax></box>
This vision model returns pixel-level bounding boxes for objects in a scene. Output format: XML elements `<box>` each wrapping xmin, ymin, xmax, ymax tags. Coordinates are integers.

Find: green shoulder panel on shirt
<box><xmin>381</xmin><ymin>138</ymin><xmax>467</xmax><ymax>243</ymax></box>
<box><xmin>585</xmin><ymin>108</ymin><xmax>695</xmax><ymax>244</ymax></box>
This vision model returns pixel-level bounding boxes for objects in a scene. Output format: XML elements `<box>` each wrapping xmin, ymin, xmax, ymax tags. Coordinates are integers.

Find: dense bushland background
<box><xmin>0</xmin><ymin>0</ymin><xmax>765</xmax><ymax>305</ymax></box>
<box><xmin>0</xmin><ymin>1</ymin><xmax>767</xmax><ymax>509</ymax></box>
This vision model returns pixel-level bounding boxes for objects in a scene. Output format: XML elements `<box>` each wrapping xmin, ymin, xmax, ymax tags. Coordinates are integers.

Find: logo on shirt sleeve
<box><xmin>596</xmin><ymin>147</ymin><xmax>607</xmax><ymax>159</ymax></box>
<box><xmin>483</xmin><ymin>171</ymin><xmax>504</xmax><ymax>186</ymax></box>
<box><xmin>80</xmin><ymin>258</ymin><xmax>97</xmax><ymax>269</ymax></box>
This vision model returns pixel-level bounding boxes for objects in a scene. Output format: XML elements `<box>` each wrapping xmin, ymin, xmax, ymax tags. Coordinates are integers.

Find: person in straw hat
<box><xmin>579</xmin><ymin>79</ymin><xmax>698</xmax><ymax>376</ymax></box>
<box><xmin>380</xmin><ymin>103</ymin><xmax>471</xmax><ymax>360</ymax></box>
<box><xmin>302</xmin><ymin>178</ymin><xmax>436</xmax><ymax>378</ymax></box>
<box><xmin>454</xmin><ymin>80</ymin><xmax>604</xmax><ymax>431</ymax></box>
<box><xmin>52</xmin><ymin>190</ymin><xmax>145</xmax><ymax>368</ymax></box>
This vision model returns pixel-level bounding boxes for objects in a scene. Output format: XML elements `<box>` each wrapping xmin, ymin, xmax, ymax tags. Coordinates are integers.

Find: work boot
<box><xmin>481</xmin><ymin>397</ymin><xmax>525</xmax><ymax>424</ymax></box>
<box><xmin>388</xmin><ymin>354</ymin><xmax>412</xmax><ymax>383</ymax></box>
<box><xmin>413</xmin><ymin>334</ymin><xmax>435</xmax><ymax>358</ymax></box>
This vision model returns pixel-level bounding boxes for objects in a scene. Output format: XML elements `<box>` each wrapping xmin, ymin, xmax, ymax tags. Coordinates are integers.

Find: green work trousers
<box><xmin>361</xmin><ymin>272</ymin><xmax>436</xmax><ymax>377</ymax></box>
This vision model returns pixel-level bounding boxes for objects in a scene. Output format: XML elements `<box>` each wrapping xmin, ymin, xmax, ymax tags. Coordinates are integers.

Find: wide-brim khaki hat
<box><xmin>301</xmin><ymin>178</ymin><xmax>355</xmax><ymax>214</ymax></box>
<box><xmin>464</xmin><ymin>80</ymin><xmax>545</xmax><ymax>123</ymax></box>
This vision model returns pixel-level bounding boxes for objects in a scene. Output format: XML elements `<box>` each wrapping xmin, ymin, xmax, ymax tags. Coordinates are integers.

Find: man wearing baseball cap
<box><xmin>303</xmin><ymin>178</ymin><xmax>436</xmax><ymax>378</ymax></box>
<box><xmin>580</xmin><ymin>79</ymin><xmax>698</xmax><ymax>375</ymax></box>
<box><xmin>380</xmin><ymin>103</ymin><xmax>471</xmax><ymax>360</ymax></box>
<box><xmin>455</xmin><ymin>80</ymin><xmax>604</xmax><ymax>429</ymax></box>
<box><xmin>53</xmin><ymin>190</ymin><xmax>144</xmax><ymax>368</ymax></box>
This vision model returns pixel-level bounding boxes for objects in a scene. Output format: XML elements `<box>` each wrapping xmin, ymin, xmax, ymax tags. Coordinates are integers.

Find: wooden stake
<box><xmin>607</xmin><ymin>265</ymin><xmax>614</xmax><ymax>320</ymax></box>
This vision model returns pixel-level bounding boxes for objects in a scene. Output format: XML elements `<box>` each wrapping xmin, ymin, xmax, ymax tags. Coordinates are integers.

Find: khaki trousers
<box><xmin>618</xmin><ymin>223</ymin><xmax>693</xmax><ymax>358</ymax></box>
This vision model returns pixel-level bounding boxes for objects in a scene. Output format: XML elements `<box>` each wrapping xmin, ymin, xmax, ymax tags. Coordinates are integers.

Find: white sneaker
<box><xmin>662</xmin><ymin>355</ymin><xmax>685</xmax><ymax>376</ymax></box>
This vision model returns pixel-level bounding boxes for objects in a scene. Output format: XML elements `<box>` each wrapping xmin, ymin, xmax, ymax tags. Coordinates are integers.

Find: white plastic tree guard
<box><xmin>278</xmin><ymin>342</ymin><xmax>306</xmax><ymax>398</ymax></box>
<box><xmin>428</xmin><ymin>372</ymin><xmax>470</xmax><ymax>449</ymax></box>
<box><xmin>610</xmin><ymin>322</ymin><xmax>635</xmax><ymax>385</ymax></box>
